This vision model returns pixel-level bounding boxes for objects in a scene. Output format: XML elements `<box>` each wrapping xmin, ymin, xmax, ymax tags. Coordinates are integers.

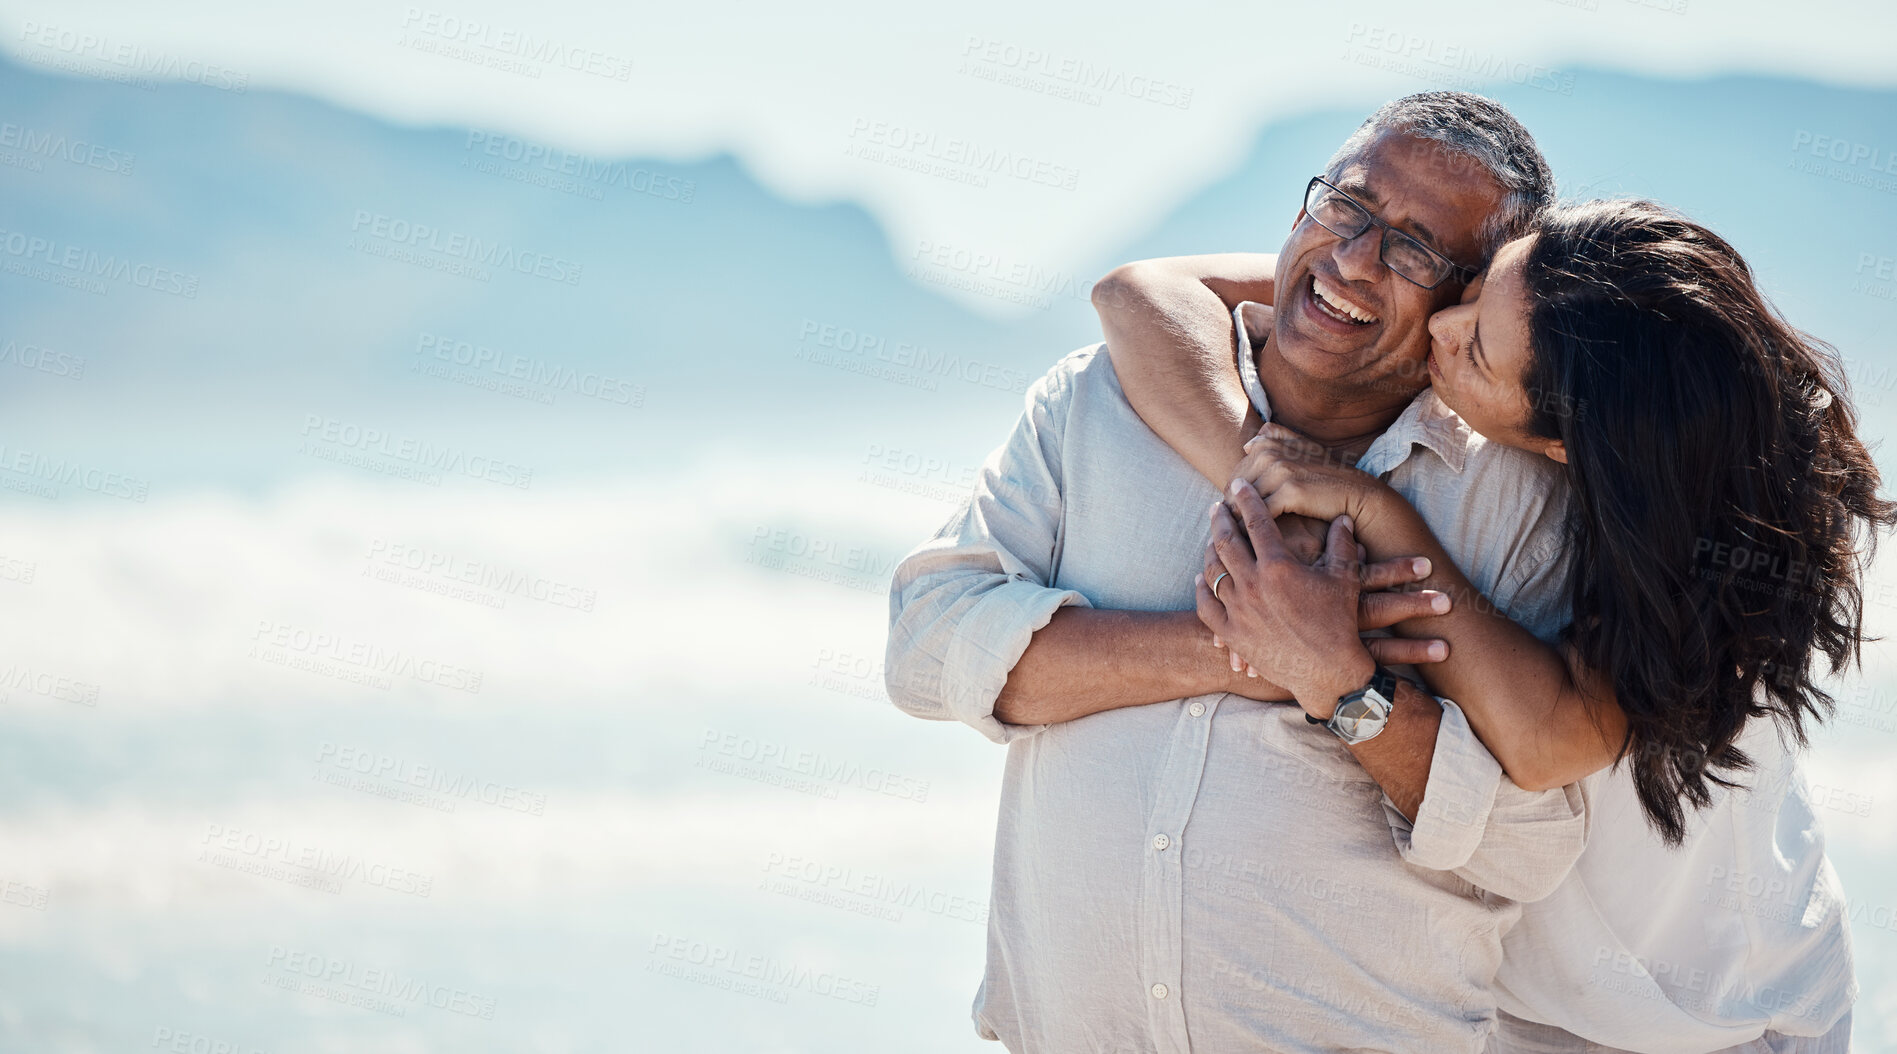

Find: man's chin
<box><xmin>1273</xmin><ymin>334</ymin><xmax>1377</xmax><ymax>379</ymax></box>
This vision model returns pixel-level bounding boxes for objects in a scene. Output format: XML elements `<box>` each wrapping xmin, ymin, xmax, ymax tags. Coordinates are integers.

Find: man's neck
<box><xmin>1256</xmin><ymin>333</ymin><xmax>1419</xmax><ymax>459</ymax></box>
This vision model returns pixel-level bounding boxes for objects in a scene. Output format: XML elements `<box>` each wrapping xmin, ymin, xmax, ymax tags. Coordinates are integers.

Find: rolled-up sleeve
<box><xmin>884</xmin><ymin>358</ymin><xmax>1093</xmax><ymax>744</ymax></box>
<box><xmin>1384</xmin><ymin>699</ymin><xmax>1591</xmax><ymax>903</ymax></box>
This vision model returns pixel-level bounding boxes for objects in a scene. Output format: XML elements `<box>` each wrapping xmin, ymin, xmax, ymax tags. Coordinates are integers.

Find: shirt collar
<box><xmin>1231</xmin><ymin>300</ymin><xmax>1472</xmax><ymax>477</ymax></box>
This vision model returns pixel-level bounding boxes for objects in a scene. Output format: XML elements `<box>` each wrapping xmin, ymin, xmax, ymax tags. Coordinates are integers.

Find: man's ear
<box><xmin>1543</xmin><ymin>439</ymin><xmax>1568</xmax><ymax>465</ymax></box>
<box><xmin>1291</xmin><ymin>208</ymin><xmax>1307</xmax><ymax>233</ymax></box>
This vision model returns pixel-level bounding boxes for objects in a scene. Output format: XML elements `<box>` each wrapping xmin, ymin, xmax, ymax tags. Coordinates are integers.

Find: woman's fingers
<box><xmin>1275</xmin><ymin>514</ymin><xmax>1328</xmax><ymax>565</ymax></box>
<box><xmin>1358</xmin><ymin>589</ymin><xmax>1451</xmax><ymax>630</ymax></box>
<box><xmin>1234</xmin><ymin>456</ymin><xmax>1292</xmax><ymax>498</ymax></box>
<box><xmin>1360</xmin><ymin>555</ymin><xmax>1432</xmax><ymax>591</ymax></box>
<box><xmin>1260</xmin><ymin>482</ymin><xmax>1303</xmax><ymax>522</ymax></box>
<box><xmin>1365</xmin><ymin>636</ymin><xmax>1450</xmax><ymax>665</ymax></box>
<box><xmin>1318</xmin><ymin>515</ymin><xmax>1359</xmax><ymax>573</ymax></box>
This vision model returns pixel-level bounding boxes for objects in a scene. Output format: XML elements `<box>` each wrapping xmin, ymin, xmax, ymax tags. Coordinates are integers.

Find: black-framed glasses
<box><xmin>1302</xmin><ymin>176</ymin><xmax>1477</xmax><ymax>290</ymax></box>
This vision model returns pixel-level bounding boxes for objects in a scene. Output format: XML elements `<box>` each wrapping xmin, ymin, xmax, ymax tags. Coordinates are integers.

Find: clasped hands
<box><xmin>1193</xmin><ymin>424</ymin><xmax>1450</xmax><ymax>721</ymax></box>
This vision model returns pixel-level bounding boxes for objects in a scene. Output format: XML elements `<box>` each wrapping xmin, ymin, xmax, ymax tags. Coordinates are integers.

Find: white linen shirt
<box><xmin>886</xmin><ymin>308</ymin><xmax>1587</xmax><ymax>1052</ymax></box>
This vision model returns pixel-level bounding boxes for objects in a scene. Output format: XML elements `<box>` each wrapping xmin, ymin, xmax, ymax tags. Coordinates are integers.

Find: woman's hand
<box><xmin>1236</xmin><ymin>423</ymin><xmax>1401</xmax><ymax>534</ymax></box>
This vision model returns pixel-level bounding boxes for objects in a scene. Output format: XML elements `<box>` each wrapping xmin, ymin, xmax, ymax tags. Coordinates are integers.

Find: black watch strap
<box><xmin>1306</xmin><ymin>666</ymin><xmax>1401</xmax><ymax>724</ymax></box>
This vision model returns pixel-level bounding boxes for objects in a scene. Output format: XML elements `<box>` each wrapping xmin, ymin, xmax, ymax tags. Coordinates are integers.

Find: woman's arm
<box><xmin>1091</xmin><ymin>254</ymin><xmax>1276</xmax><ymax>486</ymax></box>
<box><xmin>1233</xmin><ymin>430</ymin><xmax>1627</xmax><ymax>791</ymax></box>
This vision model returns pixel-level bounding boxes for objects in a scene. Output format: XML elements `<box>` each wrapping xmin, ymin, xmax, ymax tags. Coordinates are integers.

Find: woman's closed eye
<box><xmin>1462</xmin><ymin>335</ymin><xmax>1478</xmax><ymax>368</ymax></box>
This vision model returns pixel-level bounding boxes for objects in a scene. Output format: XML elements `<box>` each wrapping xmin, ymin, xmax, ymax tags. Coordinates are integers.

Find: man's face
<box><xmin>1272</xmin><ymin>131</ymin><xmax>1503</xmax><ymax>399</ymax></box>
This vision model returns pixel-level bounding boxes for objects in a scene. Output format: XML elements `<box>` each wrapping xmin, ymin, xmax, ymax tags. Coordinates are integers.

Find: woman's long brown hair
<box><xmin>1521</xmin><ymin>199</ymin><xmax>1896</xmax><ymax>844</ymax></box>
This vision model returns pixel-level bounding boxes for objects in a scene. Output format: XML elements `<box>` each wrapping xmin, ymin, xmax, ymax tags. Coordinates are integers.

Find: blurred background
<box><xmin>1</xmin><ymin>1</ymin><xmax>1895</xmax><ymax>1050</ymax></box>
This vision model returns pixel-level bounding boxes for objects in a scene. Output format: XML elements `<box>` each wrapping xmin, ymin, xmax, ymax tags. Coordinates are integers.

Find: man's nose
<box><xmin>1332</xmin><ymin>227</ymin><xmax>1383</xmax><ymax>284</ymax></box>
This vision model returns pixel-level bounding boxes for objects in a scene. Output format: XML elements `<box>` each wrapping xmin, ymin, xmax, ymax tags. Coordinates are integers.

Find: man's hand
<box><xmin>1197</xmin><ymin>480</ymin><xmax>1413</xmax><ymax>720</ymax></box>
<box><xmin>1209</xmin><ymin>509</ymin><xmax>1450</xmax><ymax>679</ymax></box>
<box><xmin>1210</xmin><ymin>555</ymin><xmax>1450</xmax><ymax>676</ymax></box>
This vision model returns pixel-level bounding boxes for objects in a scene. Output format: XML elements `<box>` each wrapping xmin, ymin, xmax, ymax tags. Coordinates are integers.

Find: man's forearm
<box><xmin>994</xmin><ymin>608</ymin><xmax>1288</xmax><ymax>725</ymax></box>
<box><xmin>1340</xmin><ymin>680</ymin><xmax>1441</xmax><ymax>821</ymax></box>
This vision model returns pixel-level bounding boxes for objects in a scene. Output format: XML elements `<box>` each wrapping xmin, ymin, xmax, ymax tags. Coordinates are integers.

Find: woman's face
<box><xmin>1424</xmin><ymin>234</ymin><xmax>1568</xmax><ymax>464</ymax></box>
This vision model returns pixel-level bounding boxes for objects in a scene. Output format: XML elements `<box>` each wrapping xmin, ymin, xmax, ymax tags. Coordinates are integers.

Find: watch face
<box><xmin>1332</xmin><ymin>697</ymin><xmax>1379</xmax><ymax>739</ymax></box>
<box><xmin>1331</xmin><ymin>689</ymin><xmax>1392</xmax><ymax>742</ymax></box>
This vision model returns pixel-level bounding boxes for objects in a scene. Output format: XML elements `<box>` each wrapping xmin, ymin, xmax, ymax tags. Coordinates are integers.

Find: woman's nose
<box><xmin>1427</xmin><ymin>305</ymin><xmax>1465</xmax><ymax>345</ymax></box>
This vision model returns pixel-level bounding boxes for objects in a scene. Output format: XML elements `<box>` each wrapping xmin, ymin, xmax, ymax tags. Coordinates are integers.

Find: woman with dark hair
<box><xmin>1105</xmin><ymin>199</ymin><xmax>1892</xmax><ymax>1052</ymax></box>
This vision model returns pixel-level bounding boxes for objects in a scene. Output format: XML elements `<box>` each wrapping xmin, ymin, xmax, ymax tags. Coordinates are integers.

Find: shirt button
<box><xmin>1150</xmin><ymin>983</ymin><xmax>1169</xmax><ymax>1000</ymax></box>
<box><xmin>1188</xmin><ymin>702</ymin><xmax>1206</xmax><ymax>717</ymax></box>
<box><xmin>1152</xmin><ymin>833</ymin><xmax>1170</xmax><ymax>851</ymax></box>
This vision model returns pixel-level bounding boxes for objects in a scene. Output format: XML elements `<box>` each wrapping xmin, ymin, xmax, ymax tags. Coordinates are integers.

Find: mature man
<box><xmin>885</xmin><ymin>92</ymin><xmax>1585</xmax><ymax>1052</ymax></box>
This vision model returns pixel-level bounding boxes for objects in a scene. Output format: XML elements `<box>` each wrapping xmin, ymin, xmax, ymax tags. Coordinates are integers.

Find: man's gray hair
<box><xmin>1324</xmin><ymin>91</ymin><xmax>1554</xmax><ymax>261</ymax></box>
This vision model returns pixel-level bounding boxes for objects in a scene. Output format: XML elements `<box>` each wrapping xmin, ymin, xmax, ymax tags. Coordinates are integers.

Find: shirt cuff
<box><xmin>943</xmin><ymin>578</ymin><xmax>1092</xmax><ymax>744</ymax></box>
<box><xmin>1393</xmin><ymin>698</ymin><xmax>1499</xmax><ymax>870</ymax></box>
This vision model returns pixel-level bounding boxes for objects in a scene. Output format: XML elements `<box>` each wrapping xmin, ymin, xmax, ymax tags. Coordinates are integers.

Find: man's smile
<box><xmin>1298</xmin><ymin>272</ymin><xmax>1383</xmax><ymax>341</ymax></box>
<box><xmin>1311</xmin><ymin>275</ymin><xmax>1380</xmax><ymax>325</ymax></box>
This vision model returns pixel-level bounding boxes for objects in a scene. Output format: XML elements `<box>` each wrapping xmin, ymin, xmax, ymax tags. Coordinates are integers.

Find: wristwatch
<box><xmin>1306</xmin><ymin>666</ymin><xmax>1400</xmax><ymax>744</ymax></box>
